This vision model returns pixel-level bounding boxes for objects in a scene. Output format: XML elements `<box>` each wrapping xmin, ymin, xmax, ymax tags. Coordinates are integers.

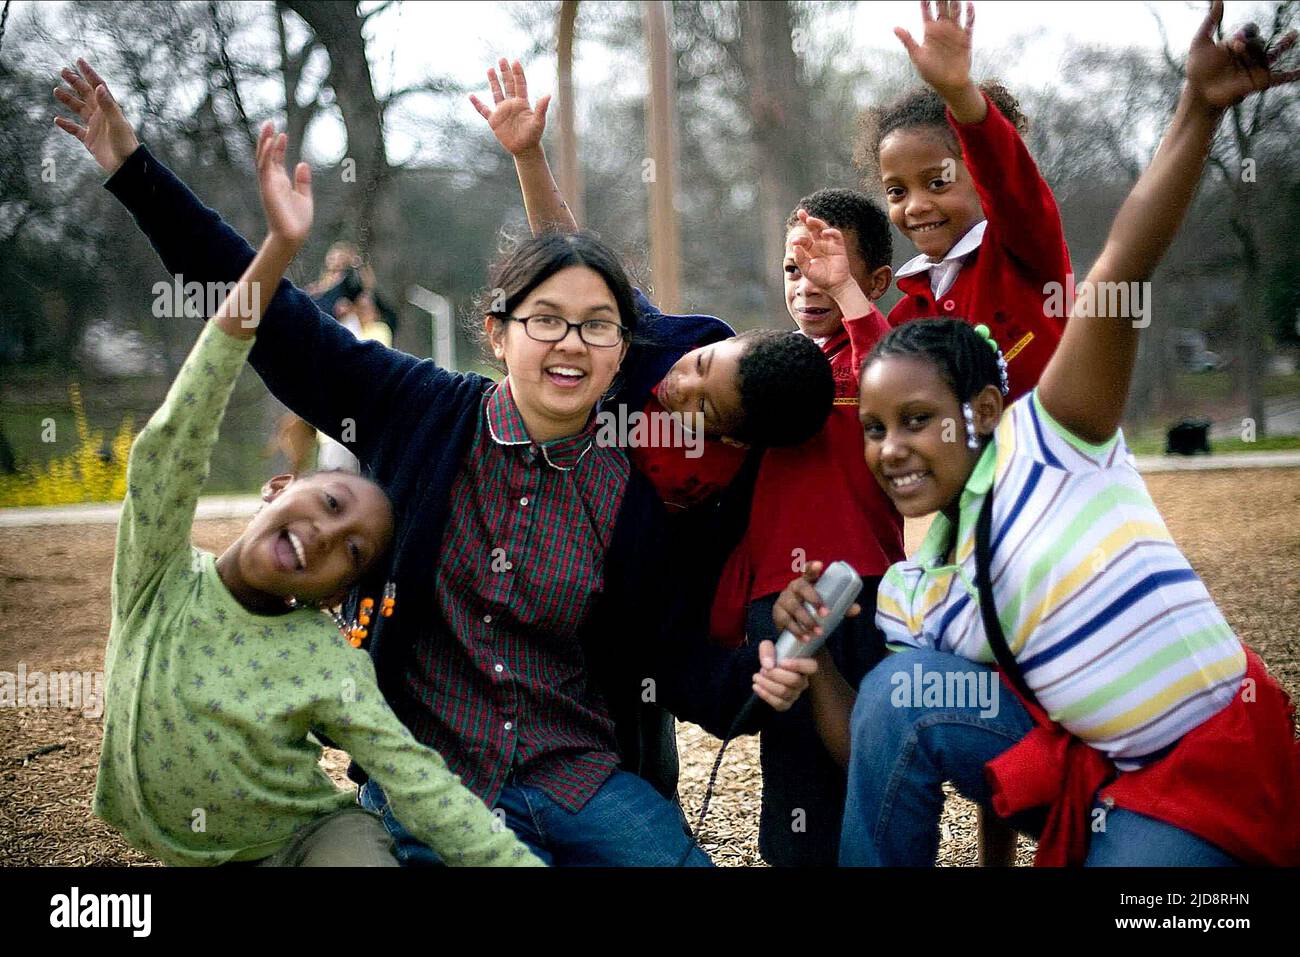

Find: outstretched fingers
<box><xmin>54</xmin><ymin>84</ymin><xmax>86</xmax><ymax>116</ymax></box>
<box><xmin>1197</xmin><ymin>0</ymin><xmax>1224</xmax><ymax>43</ymax></box>
<box><xmin>76</xmin><ymin>57</ymin><xmax>109</xmax><ymax>94</ymax></box>
<box><xmin>487</xmin><ymin>65</ymin><xmax>505</xmax><ymax>104</ymax></box>
<box><xmin>468</xmin><ymin>94</ymin><xmax>492</xmax><ymax>121</ymax></box>
<box><xmin>53</xmin><ymin>115</ymin><xmax>87</xmax><ymax>142</ymax></box>
<box><xmin>498</xmin><ymin>57</ymin><xmax>514</xmax><ymax>98</ymax></box>
<box><xmin>60</xmin><ymin>64</ymin><xmax>91</xmax><ymax>98</ymax></box>
<box><xmin>512</xmin><ymin>59</ymin><xmax>529</xmax><ymax>102</ymax></box>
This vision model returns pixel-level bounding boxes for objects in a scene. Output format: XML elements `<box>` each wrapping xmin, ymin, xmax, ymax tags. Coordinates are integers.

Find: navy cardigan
<box><xmin>105</xmin><ymin>146</ymin><xmax>770</xmax><ymax>799</ymax></box>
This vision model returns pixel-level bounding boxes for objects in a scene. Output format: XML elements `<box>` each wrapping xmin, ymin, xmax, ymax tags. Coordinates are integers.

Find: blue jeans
<box><xmin>360</xmin><ymin>770</ymin><xmax>713</xmax><ymax>867</ymax></box>
<box><xmin>839</xmin><ymin>648</ymin><xmax>1241</xmax><ymax>867</ymax></box>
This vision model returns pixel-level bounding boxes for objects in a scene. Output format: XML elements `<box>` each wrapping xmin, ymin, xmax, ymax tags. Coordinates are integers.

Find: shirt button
<box><xmin>483</xmin><ymin>614</ymin><xmax>493</xmax><ymax>624</ymax></box>
<box><xmin>942</xmin><ymin>299</ymin><xmax>956</xmax><ymax>312</ymax></box>
<box><xmin>519</xmin><ymin>496</ymin><xmax>529</xmax><ymax>506</ymax></box>
<box><xmin>503</xmin><ymin>721</ymin><xmax>513</xmax><ymax>731</ymax></box>
<box><xmin>494</xmin><ymin>663</ymin><xmax>504</xmax><ymax>674</ymax></box>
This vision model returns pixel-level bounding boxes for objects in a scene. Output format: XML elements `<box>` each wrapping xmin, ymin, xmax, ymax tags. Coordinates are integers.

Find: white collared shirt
<box><xmin>895</xmin><ymin>220</ymin><xmax>988</xmax><ymax>300</ymax></box>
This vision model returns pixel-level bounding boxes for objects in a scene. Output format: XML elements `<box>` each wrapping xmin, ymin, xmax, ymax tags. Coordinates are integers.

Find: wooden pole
<box><xmin>643</xmin><ymin>0</ymin><xmax>682</xmax><ymax>313</ymax></box>
<box><xmin>556</xmin><ymin>0</ymin><xmax>585</xmax><ymax>226</ymax></box>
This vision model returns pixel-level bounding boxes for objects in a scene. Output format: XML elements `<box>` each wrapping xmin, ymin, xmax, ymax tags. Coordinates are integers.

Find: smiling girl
<box><xmin>778</xmin><ymin>2</ymin><xmax>1300</xmax><ymax>866</ymax></box>
<box><xmin>88</xmin><ymin>118</ymin><xmax>539</xmax><ymax>866</ymax></box>
<box><xmin>856</xmin><ymin>0</ymin><xmax>1070</xmax><ymax>400</ymax></box>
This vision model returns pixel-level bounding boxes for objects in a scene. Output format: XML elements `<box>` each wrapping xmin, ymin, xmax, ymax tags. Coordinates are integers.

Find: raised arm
<box><xmin>112</xmin><ymin>123</ymin><xmax>309</xmax><ymax>615</ymax></box>
<box><xmin>1038</xmin><ymin>2</ymin><xmax>1299</xmax><ymax>444</ymax></box>
<box><xmin>896</xmin><ymin>2</ymin><xmax>1069</xmax><ymax>291</ymax></box>
<box><xmin>54</xmin><ymin>60</ymin><xmax>438</xmax><ymax>466</ymax></box>
<box><xmin>470</xmin><ymin>58</ymin><xmax>578</xmax><ymax>235</ymax></box>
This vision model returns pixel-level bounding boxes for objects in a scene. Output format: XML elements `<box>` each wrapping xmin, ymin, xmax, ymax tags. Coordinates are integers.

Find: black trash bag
<box><xmin>1165</xmin><ymin>419</ymin><xmax>1212</xmax><ymax>455</ymax></box>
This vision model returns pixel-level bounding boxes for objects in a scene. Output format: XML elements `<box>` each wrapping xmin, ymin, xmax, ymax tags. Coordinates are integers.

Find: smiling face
<box><xmin>235</xmin><ymin>471</ymin><xmax>395</xmax><ymax>606</ymax></box>
<box><xmin>858</xmin><ymin>355</ymin><xmax>1002</xmax><ymax>519</ymax></box>
<box><xmin>879</xmin><ymin>128</ymin><xmax>985</xmax><ymax>261</ymax></box>
<box><xmin>486</xmin><ymin>265</ymin><xmax>628</xmax><ymax>443</ymax></box>
<box><xmin>655</xmin><ymin>337</ymin><xmax>748</xmax><ymax>438</ymax></box>
<box><xmin>783</xmin><ymin>224</ymin><xmax>878</xmax><ymax>339</ymax></box>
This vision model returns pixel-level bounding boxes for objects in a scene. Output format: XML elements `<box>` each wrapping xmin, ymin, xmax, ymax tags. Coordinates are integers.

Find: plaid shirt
<box><xmin>401</xmin><ymin>379</ymin><xmax>629</xmax><ymax>812</ymax></box>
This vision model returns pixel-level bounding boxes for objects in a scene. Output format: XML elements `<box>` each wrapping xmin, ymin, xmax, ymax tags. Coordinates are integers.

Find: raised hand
<box><xmin>1185</xmin><ymin>1</ymin><xmax>1300</xmax><ymax>111</ymax></box>
<box><xmin>894</xmin><ymin>1</ymin><xmax>976</xmax><ymax>98</ymax></box>
<box><xmin>255</xmin><ymin>122</ymin><xmax>313</xmax><ymax>248</ymax></box>
<box><xmin>790</xmin><ymin>210</ymin><xmax>855</xmax><ymax>298</ymax></box>
<box><xmin>469</xmin><ymin>58</ymin><xmax>552</xmax><ymax>157</ymax></box>
<box><xmin>52</xmin><ymin>58</ymin><xmax>140</xmax><ymax>175</ymax></box>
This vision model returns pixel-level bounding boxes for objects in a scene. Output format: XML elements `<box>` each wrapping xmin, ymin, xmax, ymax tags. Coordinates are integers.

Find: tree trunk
<box><xmin>643</xmin><ymin>0</ymin><xmax>682</xmax><ymax>312</ymax></box>
<box><xmin>739</xmin><ymin>0</ymin><xmax>817</xmax><ymax>321</ymax></box>
<box><xmin>1231</xmin><ymin>182</ymin><xmax>1268</xmax><ymax>439</ymax></box>
<box><xmin>276</xmin><ymin>0</ymin><xmax>319</xmax><ymax>168</ymax></box>
<box><xmin>282</xmin><ymin>0</ymin><xmax>389</xmax><ymax>258</ymax></box>
<box><xmin>556</xmin><ymin>0</ymin><xmax>585</xmax><ymax>225</ymax></box>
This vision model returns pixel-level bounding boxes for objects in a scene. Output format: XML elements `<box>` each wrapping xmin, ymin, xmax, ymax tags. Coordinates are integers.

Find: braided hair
<box><xmin>853</xmin><ymin>81</ymin><xmax>1028</xmax><ymax>184</ymax></box>
<box><xmin>863</xmin><ymin>319</ymin><xmax>1006</xmax><ymax>404</ymax></box>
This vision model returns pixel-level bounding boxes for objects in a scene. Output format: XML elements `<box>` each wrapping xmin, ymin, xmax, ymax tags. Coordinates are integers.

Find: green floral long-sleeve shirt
<box><xmin>94</xmin><ymin>320</ymin><xmax>542</xmax><ymax>866</ymax></box>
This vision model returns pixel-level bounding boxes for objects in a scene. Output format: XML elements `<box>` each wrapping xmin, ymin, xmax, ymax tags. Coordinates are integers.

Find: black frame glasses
<box><xmin>499</xmin><ymin>313</ymin><xmax>627</xmax><ymax>348</ymax></box>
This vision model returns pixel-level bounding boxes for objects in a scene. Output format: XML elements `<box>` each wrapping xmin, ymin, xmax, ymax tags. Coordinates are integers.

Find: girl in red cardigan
<box><xmin>856</xmin><ymin>0</ymin><xmax>1070</xmax><ymax>401</ymax></box>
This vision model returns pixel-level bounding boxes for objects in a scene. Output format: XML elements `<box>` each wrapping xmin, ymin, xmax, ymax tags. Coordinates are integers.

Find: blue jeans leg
<box><xmin>358</xmin><ymin>779</ymin><xmax>554</xmax><ymax>867</ymax></box>
<box><xmin>1084</xmin><ymin>802</ymin><xmax>1242</xmax><ymax>866</ymax></box>
<box><xmin>524</xmin><ymin>770</ymin><xmax>713</xmax><ymax>867</ymax></box>
<box><xmin>839</xmin><ymin>648</ymin><xmax>1037</xmax><ymax>866</ymax></box>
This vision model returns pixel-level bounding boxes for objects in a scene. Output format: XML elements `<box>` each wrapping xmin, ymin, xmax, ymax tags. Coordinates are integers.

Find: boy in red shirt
<box><xmin>855</xmin><ymin>3</ymin><xmax>1071</xmax><ymax>401</ymax></box>
<box><xmin>707</xmin><ymin>192</ymin><xmax>905</xmax><ymax>866</ymax></box>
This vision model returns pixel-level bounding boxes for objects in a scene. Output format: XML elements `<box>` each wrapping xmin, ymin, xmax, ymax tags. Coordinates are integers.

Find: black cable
<box><xmin>675</xmin><ymin>694</ymin><xmax>762</xmax><ymax>867</ymax></box>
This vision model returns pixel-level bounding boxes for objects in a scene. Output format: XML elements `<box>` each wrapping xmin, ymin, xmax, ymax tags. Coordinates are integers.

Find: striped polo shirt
<box><xmin>876</xmin><ymin>389</ymin><xmax>1246</xmax><ymax>769</ymax></box>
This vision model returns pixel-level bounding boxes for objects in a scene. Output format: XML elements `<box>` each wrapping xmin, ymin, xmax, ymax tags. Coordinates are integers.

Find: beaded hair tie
<box><xmin>973</xmin><ymin>324</ymin><xmax>1011</xmax><ymax>396</ymax></box>
<box><xmin>331</xmin><ymin>582</ymin><xmax>396</xmax><ymax>648</ymax></box>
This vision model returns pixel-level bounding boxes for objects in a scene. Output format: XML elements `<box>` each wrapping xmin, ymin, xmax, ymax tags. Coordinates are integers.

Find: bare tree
<box><xmin>739</xmin><ymin>1</ymin><xmax>818</xmax><ymax>319</ymax></box>
<box><xmin>282</xmin><ymin>0</ymin><xmax>390</xmax><ymax>256</ymax></box>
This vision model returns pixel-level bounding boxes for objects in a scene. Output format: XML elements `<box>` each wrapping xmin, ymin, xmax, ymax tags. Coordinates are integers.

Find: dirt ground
<box><xmin>2</xmin><ymin>468</ymin><xmax>1297</xmax><ymax>867</ymax></box>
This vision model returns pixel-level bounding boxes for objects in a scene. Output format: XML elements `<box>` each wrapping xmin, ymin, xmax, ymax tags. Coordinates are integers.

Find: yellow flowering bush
<box><xmin>0</xmin><ymin>383</ymin><xmax>134</xmax><ymax>507</ymax></box>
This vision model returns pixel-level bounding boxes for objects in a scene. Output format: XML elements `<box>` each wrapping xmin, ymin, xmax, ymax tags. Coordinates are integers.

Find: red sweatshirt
<box><xmin>987</xmin><ymin>646</ymin><xmax>1300</xmax><ymax>867</ymax></box>
<box><xmin>888</xmin><ymin>92</ymin><xmax>1071</xmax><ymax>402</ymax></box>
<box><xmin>708</xmin><ymin>309</ymin><xmax>904</xmax><ymax>647</ymax></box>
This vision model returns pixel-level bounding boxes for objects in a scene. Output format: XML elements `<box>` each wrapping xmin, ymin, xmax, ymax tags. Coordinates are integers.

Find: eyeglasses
<box><xmin>500</xmin><ymin>314</ymin><xmax>627</xmax><ymax>348</ymax></box>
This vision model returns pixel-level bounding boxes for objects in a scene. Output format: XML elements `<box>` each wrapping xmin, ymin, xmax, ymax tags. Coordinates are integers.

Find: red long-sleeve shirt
<box><xmin>708</xmin><ymin>310</ymin><xmax>904</xmax><ymax>647</ymax></box>
<box><xmin>888</xmin><ymin>92</ymin><xmax>1071</xmax><ymax>402</ymax></box>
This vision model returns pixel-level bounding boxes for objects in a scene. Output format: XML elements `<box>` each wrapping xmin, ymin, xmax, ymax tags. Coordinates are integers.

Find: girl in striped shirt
<box><xmin>775</xmin><ymin>2</ymin><xmax>1300</xmax><ymax>866</ymax></box>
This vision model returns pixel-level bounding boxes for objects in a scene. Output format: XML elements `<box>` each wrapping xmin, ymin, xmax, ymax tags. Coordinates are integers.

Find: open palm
<box><xmin>792</xmin><ymin>212</ymin><xmax>852</xmax><ymax>294</ymax></box>
<box><xmin>53</xmin><ymin>58</ymin><xmax>139</xmax><ymax>174</ymax></box>
<box><xmin>255</xmin><ymin>122</ymin><xmax>313</xmax><ymax>246</ymax></box>
<box><xmin>895</xmin><ymin>1</ymin><xmax>975</xmax><ymax>96</ymax></box>
<box><xmin>1186</xmin><ymin>1</ymin><xmax>1300</xmax><ymax>110</ymax></box>
<box><xmin>469</xmin><ymin>58</ymin><xmax>551</xmax><ymax>156</ymax></box>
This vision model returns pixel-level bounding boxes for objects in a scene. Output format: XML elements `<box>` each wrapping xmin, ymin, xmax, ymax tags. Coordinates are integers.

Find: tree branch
<box><xmin>360</xmin><ymin>0</ymin><xmax>396</xmax><ymax>23</ymax></box>
<box><xmin>380</xmin><ymin>76</ymin><xmax>465</xmax><ymax>112</ymax></box>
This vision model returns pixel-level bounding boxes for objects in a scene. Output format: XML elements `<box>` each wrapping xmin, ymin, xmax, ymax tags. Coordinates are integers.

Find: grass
<box><xmin>1171</xmin><ymin>370</ymin><xmax>1300</xmax><ymax>402</ymax></box>
<box><xmin>1124</xmin><ymin>433</ymin><xmax>1300</xmax><ymax>456</ymax></box>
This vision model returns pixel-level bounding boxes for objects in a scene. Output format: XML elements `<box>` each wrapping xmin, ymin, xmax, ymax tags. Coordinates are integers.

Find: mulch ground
<box><xmin>2</xmin><ymin>468</ymin><xmax>1297</xmax><ymax>867</ymax></box>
